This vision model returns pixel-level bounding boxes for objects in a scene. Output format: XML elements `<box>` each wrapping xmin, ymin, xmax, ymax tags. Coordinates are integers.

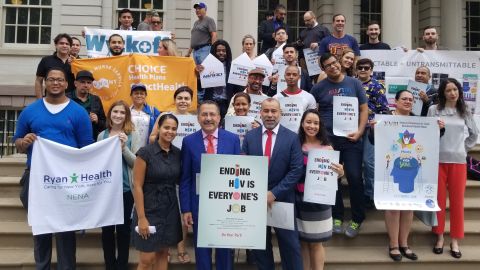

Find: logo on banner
<box><xmin>44</xmin><ymin>170</ymin><xmax>113</xmax><ymax>187</ymax></box>
<box><xmin>92</xmin><ymin>65</ymin><xmax>123</xmax><ymax>101</ymax></box>
<box><xmin>86</xmin><ymin>35</ymin><xmax>163</xmax><ymax>54</ymax></box>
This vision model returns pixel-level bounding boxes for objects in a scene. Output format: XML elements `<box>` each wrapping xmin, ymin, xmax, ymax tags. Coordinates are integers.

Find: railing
<box><xmin>0</xmin><ymin>109</ymin><xmax>21</xmax><ymax>158</ymax></box>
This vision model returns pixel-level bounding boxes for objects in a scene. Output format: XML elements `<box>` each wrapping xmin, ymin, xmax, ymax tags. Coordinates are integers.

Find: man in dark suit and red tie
<box><xmin>179</xmin><ymin>100</ymin><xmax>240</xmax><ymax>270</ymax></box>
<box><xmin>242</xmin><ymin>98</ymin><xmax>304</xmax><ymax>269</ymax></box>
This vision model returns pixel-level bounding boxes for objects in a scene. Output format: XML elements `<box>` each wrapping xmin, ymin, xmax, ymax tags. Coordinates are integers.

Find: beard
<box><xmin>109</xmin><ymin>47</ymin><xmax>124</xmax><ymax>56</ymax></box>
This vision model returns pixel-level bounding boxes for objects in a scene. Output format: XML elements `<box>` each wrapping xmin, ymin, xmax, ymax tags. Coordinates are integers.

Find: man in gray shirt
<box><xmin>186</xmin><ymin>2</ymin><xmax>217</xmax><ymax>65</ymax></box>
<box><xmin>137</xmin><ymin>10</ymin><xmax>153</xmax><ymax>31</ymax></box>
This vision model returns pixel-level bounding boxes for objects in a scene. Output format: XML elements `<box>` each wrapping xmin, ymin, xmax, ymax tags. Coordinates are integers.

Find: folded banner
<box><xmin>28</xmin><ymin>136</ymin><xmax>123</xmax><ymax>235</ymax></box>
<box><xmin>71</xmin><ymin>54</ymin><xmax>197</xmax><ymax>112</ymax></box>
<box><xmin>84</xmin><ymin>27</ymin><xmax>171</xmax><ymax>58</ymax></box>
<box><xmin>374</xmin><ymin>115</ymin><xmax>440</xmax><ymax>211</ymax></box>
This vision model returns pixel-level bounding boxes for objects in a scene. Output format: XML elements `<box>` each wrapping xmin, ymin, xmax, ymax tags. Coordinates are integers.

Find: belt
<box><xmin>193</xmin><ymin>43</ymin><xmax>210</xmax><ymax>50</ymax></box>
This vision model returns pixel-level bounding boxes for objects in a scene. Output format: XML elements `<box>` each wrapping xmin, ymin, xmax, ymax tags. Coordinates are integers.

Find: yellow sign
<box><xmin>72</xmin><ymin>54</ymin><xmax>197</xmax><ymax>112</ymax></box>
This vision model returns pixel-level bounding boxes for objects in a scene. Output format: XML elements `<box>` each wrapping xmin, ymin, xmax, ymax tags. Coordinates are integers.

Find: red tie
<box><xmin>206</xmin><ymin>134</ymin><xmax>215</xmax><ymax>154</ymax></box>
<box><xmin>264</xmin><ymin>130</ymin><xmax>273</xmax><ymax>163</ymax></box>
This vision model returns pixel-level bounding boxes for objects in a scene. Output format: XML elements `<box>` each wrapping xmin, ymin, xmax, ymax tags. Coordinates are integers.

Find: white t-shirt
<box><xmin>273</xmin><ymin>89</ymin><xmax>317</xmax><ymax>111</ymax></box>
<box><xmin>43</xmin><ymin>99</ymin><xmax>70</xmax><ymax>114</ymax></box>
<box><xmin>130</xmin><ymin>108</ymin><xmax>150</xmax><ymax>153</ymax></box>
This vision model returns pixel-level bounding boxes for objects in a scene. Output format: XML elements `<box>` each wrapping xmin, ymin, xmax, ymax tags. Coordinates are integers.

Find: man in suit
<box><xmin>242</xmin><ymin>98</ymin><xmax>304</xmax><ymax>270</ymax></box>
<box><xmin>179</xmin><ymin>100</ymin><xmax>240</xmax><ymax>270</ymax></box>
<box><xmin>258</xmin><ymin>4</ymin><xmax>290</xmax><ymax>54</ymax></box>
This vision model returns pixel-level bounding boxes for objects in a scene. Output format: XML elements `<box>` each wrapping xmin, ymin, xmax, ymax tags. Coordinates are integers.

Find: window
<box><xmin>116</xmin><ymin>0</ymin><xmax>164</xmax><ymax>29</ymax></box>
<box><xmin>360</xmin><ymin>0</ymin><xmax>382</xmax><ymax>45</ymax></box>
<box><xmin>258</xmin><ymin>0</ymin><xmax>279</xmax><ymax>50</ymax></box>
<box><xmin>0</xmin><ymin>109</ymin><xmax>21</xmax><ymax>157</ymax></box>
<box><xmin>3</xmin><ymin>0</ymin><xmax>52</xmax><ymax>44</ymax></box>
<box><xmin>466</xmin><ymin>1</ymin><xmax>480</xmax><ymax>51</ymax></box>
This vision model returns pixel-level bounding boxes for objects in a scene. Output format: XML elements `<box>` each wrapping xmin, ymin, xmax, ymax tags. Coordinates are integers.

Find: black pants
<box><xmin>20</xmin><ymin>169</ymin><xmax>77</xmax><ymax>270</ymax></box>
<box><xmin>101</xmin><ymin>191</ymin><xmax>134</xmax><ymax>270</ymax></box>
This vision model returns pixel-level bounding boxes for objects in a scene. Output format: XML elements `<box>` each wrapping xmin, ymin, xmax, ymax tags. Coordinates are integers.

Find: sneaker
<box><xmin>345</xmin><ymin>221</ymin><xmax>361</xmax><ymax>238</ymax></box>
<box><xmin>332</xmin><ymin>219</ymin><xmax>343</xmax><ymax>234</ymax></box>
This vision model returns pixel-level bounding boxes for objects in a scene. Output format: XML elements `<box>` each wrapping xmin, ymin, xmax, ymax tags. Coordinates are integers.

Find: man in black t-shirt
<box><xmin>359</xmin><ymin>21</ymin><xmax>391</xmax><ymax>50</ymax></box>
<box><xmin>35</xmin><ymin>33</ymin><xmax>75</xmax><ymax>99</ymax></box>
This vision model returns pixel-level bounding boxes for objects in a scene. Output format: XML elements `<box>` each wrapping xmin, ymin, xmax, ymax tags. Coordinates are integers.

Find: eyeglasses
<box><xmin>151</xmin><ymin>21</ymin><xmax>162</xmax><ymax>25</ymax></box>
<box><xmin>323</xmin><ymin>60</ymin><xmax>338</xmax><ymax>70</ymax></box>
<box><xmin>46</xmin><ymin>78</ymin><xmax>66</xmax><ymax>83</ymax></box>
<box><xmin>357</xmin><ymin>66</ymin><xmax>371</xmax><ymax>71</ymax></box>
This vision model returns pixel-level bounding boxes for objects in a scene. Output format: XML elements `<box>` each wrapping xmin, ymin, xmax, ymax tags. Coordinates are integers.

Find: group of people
<box><xmin>15</xmin><ymin>2</ymin><xmax>478</xmax><ymax>270</ymax></box>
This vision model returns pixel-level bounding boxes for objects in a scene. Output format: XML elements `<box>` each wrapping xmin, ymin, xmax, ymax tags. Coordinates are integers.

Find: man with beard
<box><xmin>242</xmin><ymin>98</ymin><xmax>303</xmax><ymax>269</ymax></box>
<box><xmin>180</xmin><ymin>100</ymin><xmax>240</xmax><ymax>270</ymax></box>
<box><xmin>310</xmin><ymin>53</ymin><xmax>368</xmax><ymax>238</ymax></box>
<box><xmin>67</xmin><ymin>70</ymin><xmax>106</xmax><ymax>139</ymax></box>
<box><xmin>359</xmin><ymin>21</ymin><xmax>391</xmax><ymax>50</ymax></box>
<box><xmin>35</xmin><ymin>33</ymin><xmax>75</xmax><ymax>98</ymax></box>
<box><xmin>418</xmin><ymin>26</ymin><xmax>447</xmax><ymax>51</ymax></box>
<box><xmin>107</xmin><ymin>34</ymin><xmax>125</xmax><ymax>56</ymax></box>
<box><xmin>14</xmin><ymin>67</ymin><xmax>93</xmax><ymax>270</ymax></box>
<box><xmin>259</xmin><ymin>4</ymin><xmax>290</xmax><ymax>54</ymax></box>
<box><xmin>226</xmin><ymin>68</ymin><xmax>268</xmax><ymax>115</ymax></box>
<box><xmin>319</xmin><ymin>14</ymin><xmax>360</xmax><ymax>59</ymax></box>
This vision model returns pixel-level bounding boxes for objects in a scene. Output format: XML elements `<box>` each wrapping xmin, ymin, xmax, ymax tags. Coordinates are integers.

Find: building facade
<box><xmin>0</xmin><ymin>0</ymin><xmax>478</xmax><ymax>155</ymax></box>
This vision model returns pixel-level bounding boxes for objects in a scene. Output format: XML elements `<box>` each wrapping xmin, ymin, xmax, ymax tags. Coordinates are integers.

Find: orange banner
<box><xmin>71</xmin><ymin>54</ymin><xmax>197</xmax><ymax>112</ymax></box>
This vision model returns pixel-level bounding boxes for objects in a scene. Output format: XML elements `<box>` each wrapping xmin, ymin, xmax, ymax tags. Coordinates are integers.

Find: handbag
<box><xmin>414</xmin><ymin>210</ymin><xmax>438</xmax><ymax>226</ymax></box>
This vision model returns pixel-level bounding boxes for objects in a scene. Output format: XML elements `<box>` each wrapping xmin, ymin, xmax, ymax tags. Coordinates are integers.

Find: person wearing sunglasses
<box><xmin>355</xmin><ymin>58</ymin><xmax>389</xmax><ymax>209</ymax></box>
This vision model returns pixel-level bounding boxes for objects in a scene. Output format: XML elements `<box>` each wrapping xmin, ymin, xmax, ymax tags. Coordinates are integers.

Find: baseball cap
<box><xmin>193</xmin><ymin>2</ymin><xmax>207</xmax><ymax>9</ymax></box>
<box><xmin>131</xmin><ymin>83</ymin><xmax>147</xmax><ymax>93</ymax></box>
<box><xmin>248</xmin><ymin>68</ymin><xmax>266</xmax><ymax>78</ymax></box>
<box><xmin>75</xmin><ymin>70</ymin><xmax>94</xmax><ymax>81</ymax></box>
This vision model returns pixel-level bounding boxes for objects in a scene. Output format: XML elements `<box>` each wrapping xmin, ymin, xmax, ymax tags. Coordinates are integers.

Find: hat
<box><xmin>131</xmin><ymin>83</ymin><xmax>147</xmax><ymax>93</ymax></box>
<box><xmin>193</xmin><ymin>2</ymin><xmax>207</xmax><ymax>9</ymax></box>
<box><xmin>75</xmin><ymin>70</ymin><xmax>94</xmax><ymax>81</ymax></box>
<box><xmin>248</xmin><ymin>68</ymin><xmax>266</xmax><ymax>78</ymax></box>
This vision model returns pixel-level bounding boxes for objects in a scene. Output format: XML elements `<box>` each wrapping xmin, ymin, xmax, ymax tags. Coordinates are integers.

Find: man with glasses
<box><xmin>35</xmin><ymin>33</ymin><xmax>75</xmax><ymax>98</ymax></box>
<box><xmin>415</xmin><ymin>66</ymin><xmax>438</xmax><ymax>116</ymax></box>
<box><xmin>355</xmin><ymin>58</ymin><xmax>389</xmax><ymax>208</ymax></box>
<box><xmin>259</xmin><ymin>4</ymin><xmax>290</xmax><ymax>54</ymax></box>
<box><xmin>14</xmin><ymin>67</ymin><xmax>93</xmax><ymax>270</ymax></box>
<box><xmin>150</xmin><ymin>13</ymin><xmax>163</xmax><ymax>31</ymax></box>
<box><xmin>226</xmin><ymin>68</ymin><xmax>268</xmax><ymax>115</ymax></box>
<box><xmin>67</xmin><ymin>70</ymin><xmax>106</xmax><ymax>139</ymax></box>
<box><xmin>310</xmin><ymin>53</ymin><xmax>368</xmax><ymax>238</ymax></box>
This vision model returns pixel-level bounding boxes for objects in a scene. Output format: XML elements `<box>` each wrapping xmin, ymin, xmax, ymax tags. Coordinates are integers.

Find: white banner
<box><xmin>247</xmin><ymin>94</ymin><xmax>268</xmax><ymax>121</ymax></box>
<box><xmin>200</xmin><ymin>54</ymin><xmax>226</xmax><ymax>88</ymax></box>
<box><xmin>374</xmin><ymin>115</ymin><xmax>440</xmax><ymax>211</ymax></box>
<box><xmin>333</xmin><ymin>96</ymin><xmax>358</xmax><ymax>137</ymax></box>
<box><xmin>28</xmin><ymin>136</ymin><xmax>123</xmax><ymax>235</ymax></box>
<box><xmin>406</xmin><ymin>80</ymin><xmax>428</xmax><ymax>116</ymax></box>
<box><xmin>173</xmin><ymin>115</ymin><xmax>201</xmax><ymax>149</ymax></box>
<box><xmin>303</xmin><ymin>48</ymin><xmax>321</xmax><ymax>76</ymax></box>
<box><xmin>197</xmin><ymin>154</ymin><xmax>268</xmax><ymax>249</ymax></box>
<box><xmin>360</xmin><ymin>50</ymin><xmax>480</xmax><ymax>110</ymax></box>
<box><xmin>303</xmin><ymin>149</ymin><xmax>340</xmax><ymax>205</ymax></box>
<box><xmin>228</xmin><ymin>53</ymin><xmax>255</xmax><ymax>86</ymax></box>
<box><xmin>253</xmin><ymin>54</ymin><xmax>273</xmax><ymax>86</ymax></box>
<box><xmin>84</xmin><ymin>27</ymin><xmax>171</xmax><ymax>58</ymax></box>
<box><xmin>278</xmin><ymin>96</ymin><xmax>304</xmax><ymax>133</ymax></box>
<box><xmin>224</xmin><ymin>116</ymin><xmax>255</xmax><ymax>146</ymax></box>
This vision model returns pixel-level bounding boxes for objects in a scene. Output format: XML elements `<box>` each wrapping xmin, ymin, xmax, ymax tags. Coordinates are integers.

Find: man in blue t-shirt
<box><xmin>13</xmin><ymin>67</ymin><xmax>93</xmax><ymax>270</ymax></box>
<box><xmin>310</xmin><ymin>53</ymin><xmax>368</xmax><ymax>238</ymax></box>
<box><xmin>318</xmin><ymin>14</ymin><xmax>360</xmax><ymax>59</ymax></box>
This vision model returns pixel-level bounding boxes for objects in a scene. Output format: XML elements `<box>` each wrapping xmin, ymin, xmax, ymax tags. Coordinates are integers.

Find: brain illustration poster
<box><xmin>374</xmin><ymin>115</ymin><xmax>440</xmax><ymax>211</ymax></box>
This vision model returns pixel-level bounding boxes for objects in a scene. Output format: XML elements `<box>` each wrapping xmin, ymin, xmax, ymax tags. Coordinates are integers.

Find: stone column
<box><xmin>440</xmin><ymin>0</ymin><xmax>463</xmax><ymax>50</ymax></box>
<box><xmin>382</xmin><ymin>0</ymin><xmax>412</xmax><ymax>48</ymax></box>
<box><xmin>223</xmin><ymin>0</ymin><xmax>258</xmax><ymax>57</ymax></box>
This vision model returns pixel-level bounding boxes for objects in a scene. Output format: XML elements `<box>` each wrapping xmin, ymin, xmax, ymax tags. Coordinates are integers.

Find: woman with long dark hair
<box><xmin>428</xmin><ymin>78</ymin><xmax>478</xmax><ymax>259</ymax></box>
<box><xmin>296</xmin><ymin>109</ymin><xmax>344</xmax><ymax>270</ymax></box>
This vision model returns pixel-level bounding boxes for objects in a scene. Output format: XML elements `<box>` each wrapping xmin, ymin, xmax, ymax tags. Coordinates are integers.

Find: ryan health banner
<box><xmin>28</xmin><ymin>136</ymin><xmax>123</xmax><ymax>235</ymax></box>
<box><xmin>72</xmin><ymin>54</ymin><xmax>197</xmax><ymax>112</ymax></box>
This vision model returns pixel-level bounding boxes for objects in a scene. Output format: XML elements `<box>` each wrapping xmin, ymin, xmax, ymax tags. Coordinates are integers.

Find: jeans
<box><xmin>193</xmin><ymin>45</ymin><xmax>211</xmax><ymax>65</ymax></box>
<box><xmin>34</xmin><ymin>232</ymin><xmax>76</xmax><ymax>270</ymax></box>
<box><xmin>363</xmin><ymin>129</ymin><xmax>375</xmax><ymax>199</ymax></box>
<box><xmin>330</xmin><ymin>135</ymin><xmax>366</xmax><ymax>224</ymax></box>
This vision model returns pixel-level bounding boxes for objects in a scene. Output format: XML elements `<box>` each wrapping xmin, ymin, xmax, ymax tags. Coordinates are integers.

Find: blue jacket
<box><xmin>179</xmin><ymin>129</ymin><xmax>241</xmax><ymax>215</ymax></box>
<box><xmin>241</xmin><ymin>125</ymin><xmax>303</xmax><ymax>203</ymax></box>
